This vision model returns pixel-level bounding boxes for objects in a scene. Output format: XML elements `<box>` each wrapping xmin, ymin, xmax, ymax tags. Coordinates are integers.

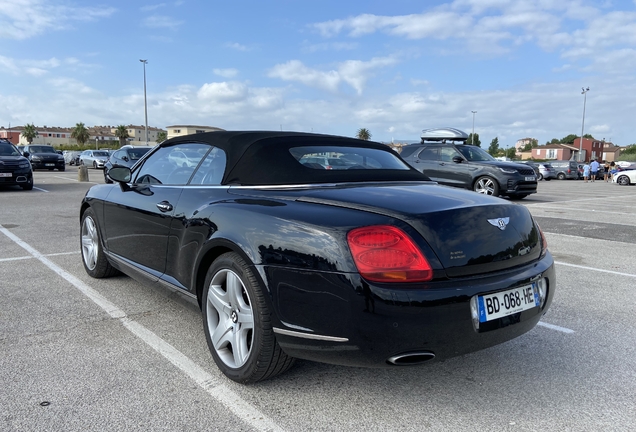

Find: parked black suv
<box><xmin>401</xmin><ymin>128</ymin><xmax>538</xmax><ymax>199</ymax></box>
<box><xmin>22</xmin><ymin>144</ymin><xmax>65</xmax><ymax>171</ymax></box>
<box><xmin>0</xmin><ymin>139</ymin><xmax>33</xmax><ymax>190</ymax></box>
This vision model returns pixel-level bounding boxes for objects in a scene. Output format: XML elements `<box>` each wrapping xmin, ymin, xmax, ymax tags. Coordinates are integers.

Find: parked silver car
<box><xmin>79</xmin><ymin>150</ymin><xmax>110</xmax><ymax>169</ymax></box>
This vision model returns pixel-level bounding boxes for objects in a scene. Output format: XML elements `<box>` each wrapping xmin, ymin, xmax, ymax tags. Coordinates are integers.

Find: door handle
<box><xmin>156</xmin><ymin>201</ymin><xmax>173</xmax><ymax>212</ymax></box>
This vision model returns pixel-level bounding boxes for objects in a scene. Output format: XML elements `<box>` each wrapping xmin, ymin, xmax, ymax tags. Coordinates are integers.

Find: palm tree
<box><xmin>71</xmin><ymin>122</ymin><xmax>90</xmax><ymax>147</ymax></box>
<box><xmin>356</xmin><ymin>128</ymin><xmax>371</xmax><ymax>141</ymax></box>
<box><xmin>22</xmin><ymin>123</ymin><xmax>38</xmax><ymax>144</ymax></box>
<box><xmin>114</xmin><ymin>125</ymin><xmax>130</xmax><ymax>147</ymax></box>
<box><xmin>156</xmin><ymin>131</ymin><xmax>167</xmax><ymax>143</ymax></box>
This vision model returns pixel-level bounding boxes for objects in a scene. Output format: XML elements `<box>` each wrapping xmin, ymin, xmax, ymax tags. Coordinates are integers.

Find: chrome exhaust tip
<box><xmin>387</xmin><ymin>351</ymin><xmax>435</xmax><ymax>365</ymax></box>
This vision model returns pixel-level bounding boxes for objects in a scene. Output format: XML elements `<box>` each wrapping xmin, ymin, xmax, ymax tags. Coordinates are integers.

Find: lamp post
<box><xmin>579</xmin><ymin>87</ymin><xmax>589</xmax><ymax>162</ymax></box>
<box><xmin>140</xmin><ymin>59</ymin><xmax>149</xmax><ymax>145</ymax></box>
<box><xmin>471</xmin><ymin>110</ymin><xmax>477</xmax><ymax>145</ymax></box>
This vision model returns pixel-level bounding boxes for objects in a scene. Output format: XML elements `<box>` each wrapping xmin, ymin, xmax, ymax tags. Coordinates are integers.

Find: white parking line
<box><xmin>0</xmin><ymin>226</ymin><xmax>284</xmax><ymax>432</ymax></box>
<box><xmin>555</xmin><ymin>261</ymin><xmax>636</xmax><ymax>278</ymax></box>
<box><xmin>0</xmin><ymin>251</ymin><xmax>79</xmax><ymax>263</ymax></box>
<box><xmin>33</xmin><ymin>186</ymin><xmax>49</xmax><ymax>192</ymax></box>
<box><xmin>537</xmin><ymin>321</ymin><xmax>575</xmax><ymax>334</ymax></box>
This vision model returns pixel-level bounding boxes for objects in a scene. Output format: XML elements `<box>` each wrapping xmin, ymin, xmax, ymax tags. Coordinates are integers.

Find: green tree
<box><xmin>504</xmin><ymin>147</ymin><xmax>517</xmax><ymax>159</ymax></box>
<box><xmin>22</xmin><ymin>123</ymin><xmax>38</xmax><ymax>144</ymax></box>
<box><xmin>619</xmin><ymin>144</ymin><xmax>636</xmax><ymax>161</ymax></box>
<box><xmin>71</xmin><ymin>122</ymin><xmax>90</xmax><ymax>146</ymax></box>
<box><xmin>560</xmin><ymin>134</ymin><xmax>579</xmax><ymax>144</ymax></box>
<box><xmin>114</xmin><ymin>125</ymin><xmax>130</xmax><ymax>147</ymax></box>
<box><xmin>356</xmin><ymin>128</ymin><xmax>371</xmax><ymax>141</ymax></box>
<box><xmin>487</xmin><ymin>137</ymin><xmax>500</xmax><ymax>156</ymax></box>
<box><xmin>156</xmin><ymin>131</ymin><xmax>167</xmax><ymax>143</ymax></box>
<box><xmin>466</xmin><ymin>133</ymin><xmax>481</xmax><ymax>147</ymax></box>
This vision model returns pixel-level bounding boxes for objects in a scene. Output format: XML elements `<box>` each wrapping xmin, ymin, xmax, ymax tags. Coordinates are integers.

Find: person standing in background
<box><xmin>604</xmin><ymin>161</ymin><xmax>611</xmax><ymax>182</ymax></box>
<box><xmin>583</xmin><ymin>161</ymin><xmax>590</xmax><ymax>183</ymax></box>
<box><xmin>590</xmin><ymin>159</ymin><xmax>600</xmax><ymax>182</ymax></box>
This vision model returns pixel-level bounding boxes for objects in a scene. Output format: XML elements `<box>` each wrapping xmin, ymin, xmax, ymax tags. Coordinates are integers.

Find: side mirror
<box><xmin>22</xmin><ymin>151</ymin><xmax>30</xmax><ymax>157</ymax></box>
<box><xmin>108</xmin><ymin>167</ymin><xmax>132</xmax><ymax>183</ymax></box>
<box><xmin>452</xmin><ymin>156</ymin><xmax>463</xmax><ymax>163</ymax></box>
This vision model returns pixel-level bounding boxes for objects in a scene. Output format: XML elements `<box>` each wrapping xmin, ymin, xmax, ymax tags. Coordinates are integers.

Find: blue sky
<box><xmin>2</xmin><ymin>0</ymin><xmax>636</xmax><ymax>147</ymax></box>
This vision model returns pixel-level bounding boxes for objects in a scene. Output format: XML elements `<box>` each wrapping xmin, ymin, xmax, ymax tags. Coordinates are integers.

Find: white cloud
<box><xmin>268</xmin><ymin>56</ymin><xmax>397</xmax><ymax>95</ymax></box>
<box><xmin>0</xmin><ymin>0</ymin><xmax>116</xmax><ymax>40</ymax></box>
<box><xmin>143</xmin><ymin>15</ymin><xmax>184</xmax><ymax>29</ymax></box>
<box><xmin>198</xmin><ymin>81</ymin><xmax>249</xmax><ymax>102</ymax></box>
<box><xmin>140</xmin><ymin>3</ymin><xmax>166</xmax><ymax>12</ymax></box>
<box><xmin>226</xmin><ymin>42</ymin><xmax>250</xmax><ymax>51</ymax></box>
<box><xmin>213</xmin><ymin>68</ymin><xmax>239</xmax><ymax>78</ymax></box>
<box><xmin>269</xmin><ymin>60</ymin><xmax>341</xmax><ymax>93</ymax></box>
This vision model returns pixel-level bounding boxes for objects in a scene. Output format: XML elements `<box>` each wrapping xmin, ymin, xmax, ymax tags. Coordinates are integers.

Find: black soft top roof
<box><xmin>162</xmin><ymin>131</ymin><xmax>429</xmax><ymax>185</ymax></box>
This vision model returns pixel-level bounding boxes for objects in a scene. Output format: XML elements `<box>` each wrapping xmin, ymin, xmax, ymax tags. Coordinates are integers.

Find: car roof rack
<box><xmin>420</xmin><ymin>127</ymin><xmax>469</xmax><ymax>143</ymax></box>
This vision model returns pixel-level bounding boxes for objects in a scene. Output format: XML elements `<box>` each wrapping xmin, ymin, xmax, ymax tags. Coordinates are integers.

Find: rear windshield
<box><xmin>290</xmin><ymin>146</ymin><xmax>410</xmax><ymax>170</ymax></box>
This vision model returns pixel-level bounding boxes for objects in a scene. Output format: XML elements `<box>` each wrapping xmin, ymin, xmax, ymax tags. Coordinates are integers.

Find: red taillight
<box><xmin>537</xmin><ymin>223</ymin><xmax>548</xmax><ymax>257</ymax></box>
<box><xmin>347</xmin><ymin>225</ymin><xmax>433</xmax><ymax>282</ymax></box>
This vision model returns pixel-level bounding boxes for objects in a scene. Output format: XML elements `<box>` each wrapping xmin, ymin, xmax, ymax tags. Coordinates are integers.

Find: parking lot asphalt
<box><xmin>1</xmin><ymin>167</ymin><xmax>635</xmax><ymax>432</ymax></box>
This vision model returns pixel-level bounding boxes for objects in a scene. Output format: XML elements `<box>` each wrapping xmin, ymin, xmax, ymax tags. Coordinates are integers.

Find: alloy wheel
<box><xmin>205</xmin><ymin>269</ymin><xmax>254</xmax><ymax>368</ymax></box>
<box><xmin>81</xmin><ymin>216</ymin><xmax>99</xmax><ymax>271</ymax></box>
<box><xmin>474</xmin><ymin>177</ymin><xmax>497</xmax><ymax>195</ymax></box>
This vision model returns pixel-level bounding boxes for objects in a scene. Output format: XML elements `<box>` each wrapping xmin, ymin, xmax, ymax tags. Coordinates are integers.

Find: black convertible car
<box><xmin>80</xmin><ymin>131</ymin><xmax>555</xmax><ymax>383</ymax></box>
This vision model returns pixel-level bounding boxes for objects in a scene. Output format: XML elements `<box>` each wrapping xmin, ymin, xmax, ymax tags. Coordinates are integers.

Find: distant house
<box><xmin>515</xmin><ymin>137</ymin><xmax>536</xmax><ymax>153</ymax></box>
<box><xmin>531</xmin><ymin>143</ymin><xmax>579</xmax><ymax>160</ymax></box>
<box><xmin>601</xmin><ymin>142</ymin><xmax>621</xmax><ymax>162</ymax></box>
<box><xmin>166</xmin><ymin>125</ymin><xmax>225</xmax><ymax>140</ymax></box>
<box><xmin>572</xmin><ymin>138</ymin><xmax>606</xmax><ymax>162</ymax></box>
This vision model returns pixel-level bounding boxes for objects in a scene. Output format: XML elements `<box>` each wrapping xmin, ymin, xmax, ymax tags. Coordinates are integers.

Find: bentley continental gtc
<box><xmin>80</xmin><ymin>131</ymin><xmax>555</xmax><ymax>383</ymax></box>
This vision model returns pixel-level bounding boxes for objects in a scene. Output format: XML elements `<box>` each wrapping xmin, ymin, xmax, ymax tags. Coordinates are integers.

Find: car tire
<box><xmin>557</xmin><ymin>173</ymin><xmax>565</xmax><ymax>180</ymax></box>
<box><xmin>59</xmin><ymin>167</ymin><xmax>65</xmax><ymax>172</ymax></box>
<box><xmin>617</xmin><ymin>175</ymin><xmax>630</xmax><ymax>186</ymax></box>
<box><xmin>537</xmin><ymin>173</ymin><xmax>543</xmax><ymax>181</ymax></box>
<box><xmin>202</xmin><ymin>252</ymin><xmax>295</xmax><ymax>383</ymax></box>
<box><xmin>473</xmin><ymin>176</ymin><xmax>499</xmax><ymax>196</ymax></box>
<box><xmin>104</xmin><ymin>170</ymin><xmax>113</xmax><ymax>184</ymax></box>
<box><xmin>80</xmin><ymin>208</ymin><xmax>119</xmax><ymax>278</ymax></box>
<box><xmin>93</xmin><ymin>161</ymin><xmax>97</xmax><ymax>169</ymax></box>
<box><xmin>544</xmin><ymin>178</ymin><xmax>551</xmax><ymax>181</ymax></box>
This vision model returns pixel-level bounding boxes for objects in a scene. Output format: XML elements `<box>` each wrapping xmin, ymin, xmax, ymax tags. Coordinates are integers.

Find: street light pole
<box><xmin>140</xmin><ymin>59</ymin><xmax>149</xmax><ymax>145</ymax></box>
<box><xmin>471</xmin><ymin>111</ymin><xmax>477</xmax><ymax>145</ymax></box>
<box><xmin>579</xmin><ymin>87</ymin><xmax>590</xmax><ymax>162</ymax></box>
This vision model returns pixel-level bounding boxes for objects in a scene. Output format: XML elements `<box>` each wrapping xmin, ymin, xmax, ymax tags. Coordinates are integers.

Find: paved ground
<box><xmin>1</xmin><ymin>167</ymin><xmax>635</xmax><ymax>431</ymax></box>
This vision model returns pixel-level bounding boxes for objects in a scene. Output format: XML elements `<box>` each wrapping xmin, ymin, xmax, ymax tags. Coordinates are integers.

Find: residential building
<box><xmin>531</xmin><ymin>143</ymin><xmax>579</xmax><ymax>160</ymax></box>
<box><xmin>7</xmin><ymin>124</ymin><xmax>165</xmax><ymax>147</ymax></box>
<box><xmin>601</xmin><ymin>141</ymin><xmax>620</xmax><ymax>162</ymax></box>
<box><xmin>573</xmin><ymin>138</ymin><xmax>605</xmax><ymax>162</ymax></box>
<box><xmin>166</xmin><ymin>125</ymin><xmax>225</xmax><ymax>139</ymax></box>
<box><xmin>117</xmin><ymin>125</ymin><xmax>164</xmax><ymax>143</ymax></box>
<box><xmin>515</xmin><ymin>138</ymin><xmax>537</xmax><ymax>153</ymax></box>
<box><xmin>0</xmin><ymin>127</ymin><xmax>20</xmax><ymax>144</ymax></box>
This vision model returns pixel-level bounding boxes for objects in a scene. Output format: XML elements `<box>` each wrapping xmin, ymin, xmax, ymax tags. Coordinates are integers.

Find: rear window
<box><xmin>290</xmin><ymin>146</ymin><xmax>410</xmax><ymax>170</ymax></box>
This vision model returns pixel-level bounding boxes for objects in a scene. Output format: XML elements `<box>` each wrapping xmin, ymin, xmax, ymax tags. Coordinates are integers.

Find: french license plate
<box><xmin>525</xmin><ymin>176</ymin><xmax>536</xmax><ymax>181</ymax></box>
<box><xmin>477</xmin><ymin>284</ymin><xmax>539</xmax><ymax>323</ymax></box>
<box><xmin>0</xmin><ymin>173</ymin><xmax>11</xmax><ymax>177</ymax></box>
<box><xmin>45</xmin><ymin>163</ymin><xmax>55</xmax><ymax>166</ymax></box>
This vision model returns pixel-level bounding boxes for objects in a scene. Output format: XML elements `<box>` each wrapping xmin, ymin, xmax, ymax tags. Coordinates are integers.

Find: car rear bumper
<box><xmin>264</xmin><ymin>252</ymin><xmax>555</xmax><ymax>367</ymax></box>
